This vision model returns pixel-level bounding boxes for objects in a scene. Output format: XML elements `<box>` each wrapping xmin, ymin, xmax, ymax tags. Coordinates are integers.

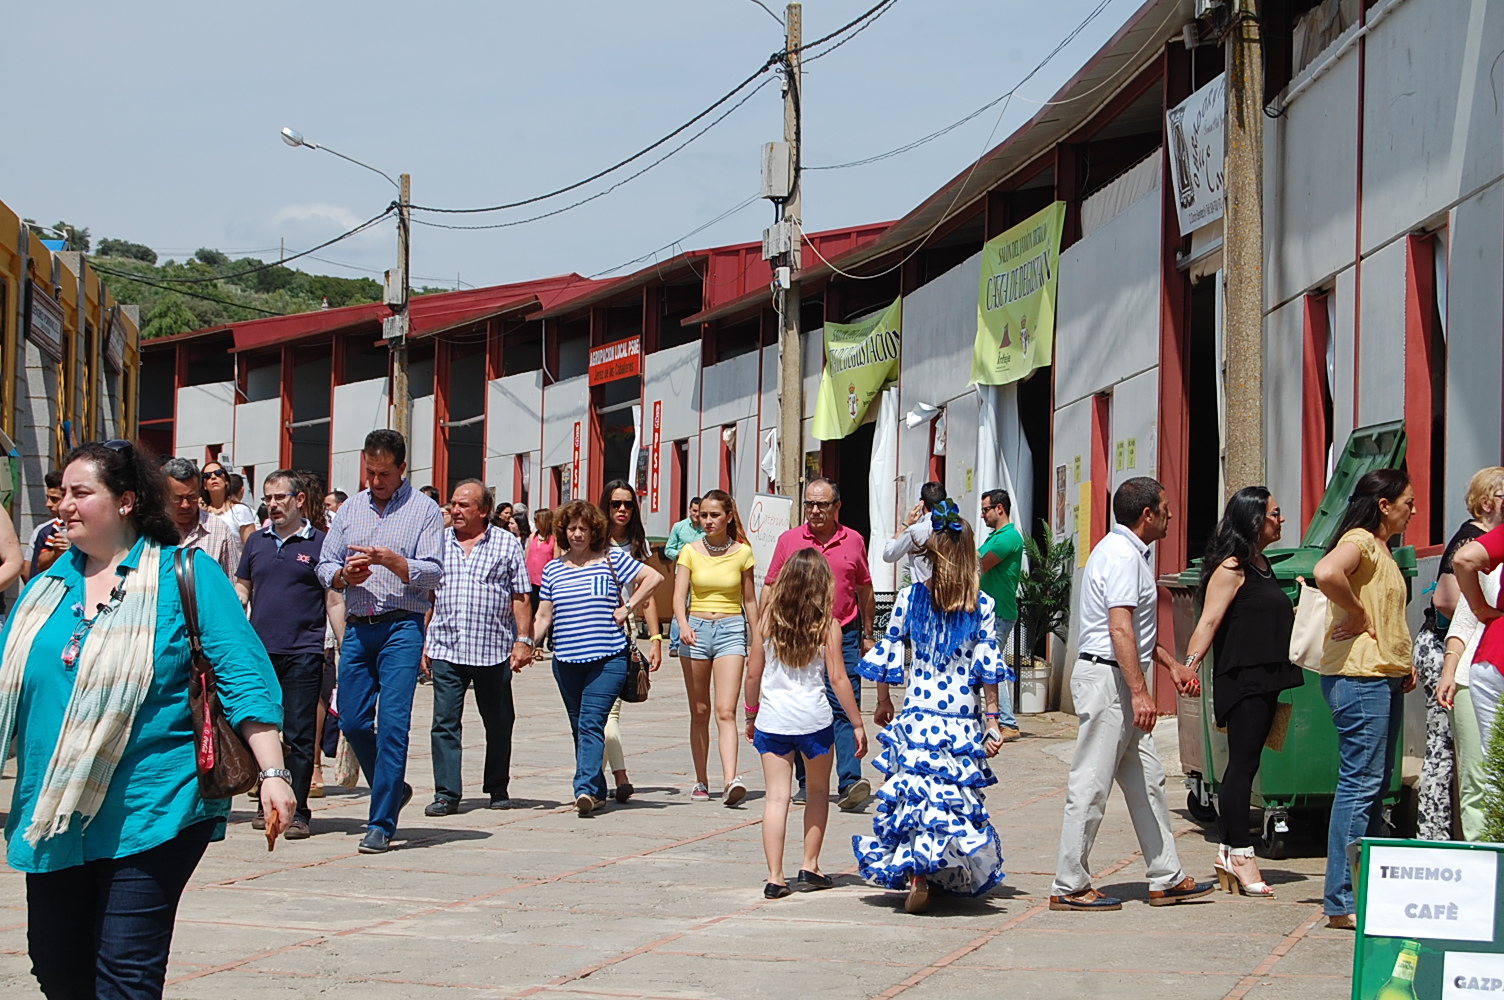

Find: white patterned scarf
<box><xmin>0</xmin><ymin>539</ymin><xmax>161</xmax><ymax>845</ymax></box>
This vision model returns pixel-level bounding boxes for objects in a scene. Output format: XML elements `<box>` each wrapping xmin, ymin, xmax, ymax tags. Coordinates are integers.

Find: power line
<box><xmin>804</xmin><ymin>0</ymin><xmax>1117</xmax><ymax>171</ymax></box>
<box><xmin>744</xmin><ymin>0</ymin><xmax>783</xmax><ymax>27</ymax></box>
<box><xmin>412</xmin><ymin>78</ymin><xmax>777</xmax><ymax>232</ymax></box>
<box><xmin>409</xmin><ymin>0</ymin><xmax>894</xmax><ymax>216</ymax></box>
<box><xmin>91</xmin><ymin>265</ymin><xmax>285</xmax><ymax>317</ymax></box>
<box><xmin>588</xmin><ymin>193</ymin><xmax>762</xmax><ymax>279</ymax></box>
<box><xmin>802</xmin><ymin>0</ymin><xmax>898</xmax><ymax>63</ymax></box>
<box><xmin>90</xmin><ymin>209</ymin><xmax>395</xmax><ymax>284</ymax></box>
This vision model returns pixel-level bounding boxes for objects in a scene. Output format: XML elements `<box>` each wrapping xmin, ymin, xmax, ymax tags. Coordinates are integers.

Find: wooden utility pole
<box><xmin>1221</xmin><ymin>0</ymin><xmax>1264</xmax><ymax>495</ymax></box>
<box><xmin>392</xmin><ymin>172</ymin><xmax>412</xmax><ymax>442</ymax></box>
<box><xmin>776</xmin><ymin>2</ymin><xmax>803</xmax><ymax>505</ymax></box>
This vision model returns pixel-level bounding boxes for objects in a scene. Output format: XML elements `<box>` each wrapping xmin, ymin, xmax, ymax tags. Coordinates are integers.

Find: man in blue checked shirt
<box><xmin>317</xmin><ymin>429</ymin><xmax>444</xmax><ymax>854</ymax></box>
<box><xmin>421</xmin><ymin>480</ymin><xmax>534</xmax><ymax>816</ymax></box>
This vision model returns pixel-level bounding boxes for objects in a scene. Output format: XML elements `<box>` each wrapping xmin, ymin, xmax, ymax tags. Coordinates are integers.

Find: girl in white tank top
<box><xmin>744</xmin><ymin>549</ymin><xmax>866</xmax><ymax>899</ymax></box>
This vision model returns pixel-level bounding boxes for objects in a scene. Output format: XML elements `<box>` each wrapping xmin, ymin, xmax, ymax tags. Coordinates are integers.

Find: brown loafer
<box><xmin>1049</xmin><ymin>888</ymin><xmax>1123</xmax><ymax>911</ymax></box>
<box><xmin>1148</xmin><ymin>876</ymin><xmax>1217</xmax><ymax>906</ymax></box>
<box><xmin>283</xmin><ymin>818</ymin><xmax>311</xmax><ymax>840</ymax></box>
<box><xmin>1327</xmin><ymin>913</ymin><xmax>1356</xmax><ymax>930</ymax></box>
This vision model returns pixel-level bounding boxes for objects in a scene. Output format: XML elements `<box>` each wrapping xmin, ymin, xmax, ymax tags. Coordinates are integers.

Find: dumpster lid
<box><xmin>1300</xmin><ymin>421</ymin><xmax>1407</xmax><ymax>549</ymax></box>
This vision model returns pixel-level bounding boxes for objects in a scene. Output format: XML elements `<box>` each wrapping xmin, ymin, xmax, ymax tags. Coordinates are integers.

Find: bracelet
<box><xmin>744</xmin><ymin>703</ymin><xmax>759</xmax><ymax>714</ymax></box>
<box><xmin>648</xmin><ymin>634</ymin><xmax>664</xmax><ymax>642</ymax></box>
<box><xmin>515</xmin><ymin>636</ymin><xmax>535</xmax><ymax>647</ymax></box>
<box><xmin>983</xmin><ymin>711</ymin><xmax>1001</xmax><ymax>718</ymax></box>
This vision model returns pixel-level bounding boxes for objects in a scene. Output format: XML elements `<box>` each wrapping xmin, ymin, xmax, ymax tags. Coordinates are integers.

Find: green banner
<box><xmin>813</xmin><ymin>296</ymin><xmax>902</xmax><ymax>441</ymax></box>
<box><xmin>972</xmin><ymin>201</ymin><xmax>1066</xmax><ymax>386</ymax></box>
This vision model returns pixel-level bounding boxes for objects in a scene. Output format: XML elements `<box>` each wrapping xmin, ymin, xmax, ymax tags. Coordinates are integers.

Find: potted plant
<box><xmin>1018</xmin><ymin>518</ymin><xmax>1074</xmax><ymax>658</ymax></box>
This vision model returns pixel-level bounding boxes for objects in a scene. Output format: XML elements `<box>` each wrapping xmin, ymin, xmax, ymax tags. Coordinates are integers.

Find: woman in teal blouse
<box><xmin>0</xmin><ymin>441</ymin><xmax>293</xmax><ymax>999</ymax></box>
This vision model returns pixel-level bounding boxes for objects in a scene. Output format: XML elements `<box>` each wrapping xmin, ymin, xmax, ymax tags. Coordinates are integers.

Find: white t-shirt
<box><xmin>881</xmin><ymin>519</ymin><xmax>933</xmax><ymax>584</ymax></box>
<box><xmin>213</xmin><ymin>503</ymin><xmax>258</xmax><ymax>536</ymax></box>
<box><xmin>1076</xmin><ymin>524</ymin><xmax>1157</xmax><ymax>665</ymax></box>
<box><xmin>756</xmin><ymin>640</ymin><xmax>834</xmax><ymax>736</ymax></box>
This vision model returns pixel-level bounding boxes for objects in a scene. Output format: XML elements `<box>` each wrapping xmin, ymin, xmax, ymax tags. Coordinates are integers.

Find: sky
<box><xmin>5</xmin><ymin>1</ymin><xmax>1141</xmax><ymax>291</ymax></box>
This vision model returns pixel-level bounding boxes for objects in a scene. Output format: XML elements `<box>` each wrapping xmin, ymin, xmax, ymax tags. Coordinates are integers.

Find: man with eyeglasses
<box><xmin>235</xmin><ymin>470</ymin><xmax>339</xmax><ymax>840</ymax></box>
<box><xmin>762</xmin><ymin>477</ymin><xmax>877</xmax><ymax>810</ymax></box>
<box><xmin>979</xmin><ymin>489</ymin><xmax>1024</xmax><ymax>742</ymax></box>
<box><xmin>162</xmin><ymin>457</ymin><xmax>240</xmax><ymax>575</ymax></box>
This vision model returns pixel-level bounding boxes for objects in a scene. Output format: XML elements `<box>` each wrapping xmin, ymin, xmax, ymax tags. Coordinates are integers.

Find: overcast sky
<box><xmin>5</xmin><ymin>1</ymin><xmax>1138</xmax><ymax>290</ymax></box>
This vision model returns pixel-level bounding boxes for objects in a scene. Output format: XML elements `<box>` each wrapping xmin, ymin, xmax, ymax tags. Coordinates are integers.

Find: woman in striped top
<box><xmin>532</xmin><ymin>500</ymin><xmax>663</xmax><ymax>816</ymax></box>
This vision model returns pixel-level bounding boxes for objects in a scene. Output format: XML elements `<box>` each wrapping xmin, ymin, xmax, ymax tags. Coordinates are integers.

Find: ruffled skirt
<box><xmin>852</xmin><ymin>711</ymin><xmax>1005</xmax><ymax>897</ymax></box>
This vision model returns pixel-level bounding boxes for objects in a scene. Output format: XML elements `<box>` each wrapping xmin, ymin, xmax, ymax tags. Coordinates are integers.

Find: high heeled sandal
<box><xmin>1213</xmin><ymin>844</ymin><xmax>1231</xmax><ymax>890</ymax></box>
<box><xmin>1220</xmin><ymin>846</ymin><xmax>1275</xmax><ymax>897</ymax></box>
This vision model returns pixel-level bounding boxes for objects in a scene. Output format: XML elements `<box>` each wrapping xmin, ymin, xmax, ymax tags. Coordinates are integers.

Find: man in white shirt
<box><xmin>1049</xmin><ymin>477</ymin><xmax>1213</xmax><ymax>912</ymax></box>
<box><xmin>881</xmin><ymin>481</ymin><xmax>946</xmax><ymax>584</ymax></box>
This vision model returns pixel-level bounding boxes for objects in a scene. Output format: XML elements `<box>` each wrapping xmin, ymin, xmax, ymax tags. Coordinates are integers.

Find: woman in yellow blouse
<box><xmin>1314</xmin><ymin>469</ymin><xmax>1417</xmax><ymax>929</ymax></box>
<box><xmin>673</xmin><ymin>489</ymin><xmax>757</xmax><ymax>806</ymax></box>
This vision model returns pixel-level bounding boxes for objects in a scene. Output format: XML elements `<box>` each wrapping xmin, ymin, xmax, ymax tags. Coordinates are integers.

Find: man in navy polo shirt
<box><xmin>236</xmin><ymin>468</ymin><xmax>339</xmax><ymax>840</ymax></box>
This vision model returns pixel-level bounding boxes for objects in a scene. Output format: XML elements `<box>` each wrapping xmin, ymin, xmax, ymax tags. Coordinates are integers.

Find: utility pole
<box><xmin>775</xmin><ymin>2</ymin><xmax>803</xmax><ymax>507</ymax></box>
<box><xmin>1221</xmin><ymin>0</ymin><xmax>1264</xmax><ymax>496</ymax></box>
<box><xmin>390</xmin><ymin>173</ymin><xmax>412</xmax><ymax>442</ymax></box>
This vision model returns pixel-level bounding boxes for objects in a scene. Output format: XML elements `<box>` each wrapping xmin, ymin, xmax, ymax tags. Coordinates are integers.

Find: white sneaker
<box><xmin>690</xmin><ymin>782</ymin><xmax>710</xmax><ymax>801</ymax></box>
<box><xmin>724</xmin><ymin>776</ymin><xmax>747</xmax><ymax>807</ymax></box>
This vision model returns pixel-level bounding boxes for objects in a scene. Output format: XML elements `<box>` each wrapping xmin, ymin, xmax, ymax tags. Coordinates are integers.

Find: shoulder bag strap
<box><xmin>174</xmin><ymin>547</ymin><xmax>206</xmax><ymax>659</ymax></box>
<box><xmin>605</xmin><ymin>550</ymin><xmax>636</xmax><ymax>638</ymax></box>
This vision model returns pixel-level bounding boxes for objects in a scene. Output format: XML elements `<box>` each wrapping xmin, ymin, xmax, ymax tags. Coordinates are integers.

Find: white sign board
<box><xmin>1166</xmin><ymin>73</ymin><xmax>1225</xmax><ymax>235</ymax></box>
<box><xmin>744</xmin><ymin>492</ymin><xmax>793</xmax><ymax>593</ymax></box>
<box><xmin>1365</xmin><ymin>845</ymin><xmax>1498</xmax><ymax>943</ymax></box>
<box><xmin>1444</xmin><ymin>952</ymin><xmax>1504</xmax><ymax>1000</ymax></box>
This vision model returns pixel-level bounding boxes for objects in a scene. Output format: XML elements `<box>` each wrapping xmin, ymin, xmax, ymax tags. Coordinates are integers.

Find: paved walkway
<box><xmin>0</xmin><ymin>663</ymin><xmax>1355</xmax><ymax>999</ymax></box>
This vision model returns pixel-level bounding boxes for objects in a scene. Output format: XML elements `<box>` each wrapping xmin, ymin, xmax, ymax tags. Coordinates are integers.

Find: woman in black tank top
<box><xmin>1183</xmin><ymin>488</ymin><xmax>1302</xmax><ymax>898</ymax></box>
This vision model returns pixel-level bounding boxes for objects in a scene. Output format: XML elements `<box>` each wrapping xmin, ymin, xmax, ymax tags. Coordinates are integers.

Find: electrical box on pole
<box><xmin>760</xmin><ymin>141</ymin><xmax>794</xmax><ymax>201</ymax></box>
<box><xmin>762</xmin><ymin>219</ymin><xmax>795</xmax><ymax>261</ymax></box>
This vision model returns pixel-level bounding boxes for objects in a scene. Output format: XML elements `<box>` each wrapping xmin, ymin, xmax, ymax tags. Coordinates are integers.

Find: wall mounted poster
<box><xmin>812</xmin><ymin>296</ymin><xmax>902</xmax><ymax>441</ymax></box>
<box><xmin>972</xmin><ymin>201</ymin><xmax>1065</xmax><ymax>386</ymax></box>
<box><xmin>1354</xmin><ymin>840</ymin><xmax>1504</xmax><ymax>1000</ymax></box>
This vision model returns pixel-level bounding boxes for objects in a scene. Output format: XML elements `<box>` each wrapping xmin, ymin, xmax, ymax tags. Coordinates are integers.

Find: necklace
<box><xmin>704</xmin><ymin>536</ymin><xmax>734</xmax><ymax>555</ymax></box>
<box><xmin>1247</xmin><ymin>556</ymin><xmax>1272</xmax><ymax>578</ymax></box>
<box><xmin>63</xmin><ymin>579</ymin><xmax>129</xmax><ymax>669</ymax></box>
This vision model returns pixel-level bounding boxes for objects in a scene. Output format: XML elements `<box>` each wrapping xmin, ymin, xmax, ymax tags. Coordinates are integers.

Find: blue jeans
<box><xmin>996</xmin><ymin>618</ymin><xmax>1020</xmax><ymax>730</ymax></box>
<box><xmin>798</xmin><ymin>622</ymin><xmax>865</xmax><ymax>794</ymax></box>
<box><xmin>339</xmin><ymin>613</ymin><xmax>426</xmax><ymax>837</ymax></box>
<box><xmin>27</xmin><ymin>818</ymin><xmax>215</xmax><ymax>999</ymax></box>
<box><xmin>269</xmin><ymin>651</ymin><xmax>325</xmax><ymax>822</ymax></box>
<box><xmin>553</xmin><ymin>652</ymin><xmax>629</xmax><ymax>800</ymax></box>
<box><xmin>1321</xmin><ymin>675</ymin><xmax>1403</xmax><ymax>915</ymax></box>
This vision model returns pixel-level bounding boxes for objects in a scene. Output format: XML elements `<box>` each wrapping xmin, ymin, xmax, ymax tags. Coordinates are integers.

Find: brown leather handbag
<box><xmin>175</xmin><ymin>548</ymin><xmax>259</xmax><ymax>798</ymax></box>
<box><xmin>607</xmin><ymin>558</ymin><xmax>652</xmax><ymax>703</ymax></box>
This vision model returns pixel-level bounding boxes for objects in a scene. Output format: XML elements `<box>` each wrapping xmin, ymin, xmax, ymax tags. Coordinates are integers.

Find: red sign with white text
<box><xmin>588</xmin><ymin>337</ymin><xmax>642</xmax><ymax>386</ymax></box>
<box><xmin>572</xmin><ymin>422</ymin><xmax>581</xmax><ymax>499</ymax></box>
<box><xmin>650</xmin><ymin>400</ymin><xmax>662</xmax><ymax>513</ymax></box>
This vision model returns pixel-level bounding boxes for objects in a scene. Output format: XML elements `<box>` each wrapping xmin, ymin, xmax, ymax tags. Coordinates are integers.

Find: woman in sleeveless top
<box><xmin>1183</xmin><ymin>488</ymin><xmax>1302</xmax><ymax>898</ymax></box>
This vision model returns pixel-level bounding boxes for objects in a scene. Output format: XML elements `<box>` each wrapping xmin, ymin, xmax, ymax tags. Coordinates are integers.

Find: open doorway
<box><xmin>1186</xmin><ymin>275</ymin><xmax>1222</xmax><ymax>560</ymax></box>
<box><xmin>831</xmin><ymin>422</ymin><xmax>874</xmax><ymax>541</ymax></box>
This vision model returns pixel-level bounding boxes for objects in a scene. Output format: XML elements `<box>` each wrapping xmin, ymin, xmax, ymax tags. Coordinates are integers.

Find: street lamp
<box><xmin>280</xmin><ymin>127</ymin><xmax>412</xmax><ymax>441</ymax></box>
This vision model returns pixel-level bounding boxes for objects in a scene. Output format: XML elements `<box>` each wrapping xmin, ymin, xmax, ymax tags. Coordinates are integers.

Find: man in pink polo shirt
<box><xmin>762</xmin><ymin>477</ymin><xmax>877</xmax><ymax>810</ymax></box>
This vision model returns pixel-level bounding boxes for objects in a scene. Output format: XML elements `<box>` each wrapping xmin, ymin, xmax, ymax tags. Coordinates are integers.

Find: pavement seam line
<box><xmin>1219</xmin><ymin>906</ymin><xmax>1326</xmax><ymax>1000</ymax></box>
<box><xmin>870</xmin><ymin>901</ymin><xmax>1052</xmax><ymax>999</ymax></box>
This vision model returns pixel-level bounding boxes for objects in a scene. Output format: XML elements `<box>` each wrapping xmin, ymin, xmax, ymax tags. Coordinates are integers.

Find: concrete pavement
<box><xmin>0</xmin><ymin>661</ymin><xmax>1356</xmax><ymax>998</ymax></box>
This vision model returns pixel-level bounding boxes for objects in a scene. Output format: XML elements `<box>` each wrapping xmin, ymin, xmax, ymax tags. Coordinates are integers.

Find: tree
<box><xmin>22</xmin><ymin>218</ymin><xmax>90</xmax><ymax>251</ymax></box>
<box><xmin>141</xmin><ymin>294</ymin><xmax>201</xmax><ymax>340</ymax></box>
<box><xmin>1483</xmin><ymin>713</ymin><xmax>1504</xmax><ymax>842</ymax></box>
<box><xmin>194</xmin><ymin>247</ymin><xmax>231</xmax><ymax>269</ymax></box>
<box><xmin>96</xmin><ymin>238</ymin><xmax>158</xmax><ymax>265</ymax></box>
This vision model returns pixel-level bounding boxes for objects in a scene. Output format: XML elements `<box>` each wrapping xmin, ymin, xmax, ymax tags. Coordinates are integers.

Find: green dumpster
<box><xmin>1165</xmin><ymin>421</ymin><xmax>1415</xmax><ymax>857</ymax></box>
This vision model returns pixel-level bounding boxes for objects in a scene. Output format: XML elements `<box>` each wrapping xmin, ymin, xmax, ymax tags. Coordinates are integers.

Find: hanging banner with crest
<box><xmin>812</xmin><ymin>296</ymin><xmax>902</xmax><ymax>441</ymax></box>
<box><xmin>971</xmin><ymin>201</ymin><xmax>1065</xmax><ymax>386</ymax></box>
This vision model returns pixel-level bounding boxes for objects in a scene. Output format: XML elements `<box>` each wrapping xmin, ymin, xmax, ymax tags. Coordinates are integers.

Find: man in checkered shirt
<box><xmin>421</xmin><ymin>480</ymin><xmax>534</xmax><ymax>816</ymax></box>
<box><xmin>318</xmin><ymin>430</ymin><xmax>445</xmax><ymax>854</ymax></box>
<box><xmin>235</xmin><ymin>469</ymin><xmax>339</xmax><ymax>841</ymax></box>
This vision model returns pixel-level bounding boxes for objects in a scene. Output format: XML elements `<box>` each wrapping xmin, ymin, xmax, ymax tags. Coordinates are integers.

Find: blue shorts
<box><xmin>680</xmin><ymin>615</ymin><xmax>748</xmax><ymax>660</ymax></box>
<box><xmin>753</xmin><ymin>725</ymin><xmax>835</xmax><ymax>759</ymax></box>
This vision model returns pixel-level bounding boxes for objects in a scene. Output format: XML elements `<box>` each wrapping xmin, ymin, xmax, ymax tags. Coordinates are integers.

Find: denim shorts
<box><xmin>753</xmin><ymin>725</ymin><xmax>835</xmax><ymax>759</ymax></box>
<box><xmin>680</xmin><ymin>615</ymin><xmax>748</xmax><ymax>660</ymax></box>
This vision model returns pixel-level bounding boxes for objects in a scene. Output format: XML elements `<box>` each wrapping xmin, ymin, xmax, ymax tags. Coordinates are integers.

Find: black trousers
<box><xmin>27</xmin><ymin>818</ymin><xmax>216</xmax><ymax>999</ymax></box>
<box><xmin>430</xmin><ymin>659</ymin><xmax>516</xmax><ymax>802</ymax></box>
<box><xmin>270</xmin><ymin>651</ymin><xmax>325</xmax><ymax>821</ymax></box>
<box><xmin>1219</xmin><ymin>691</ymin><xmax>1280</xmax><ymax>848</ymax></box>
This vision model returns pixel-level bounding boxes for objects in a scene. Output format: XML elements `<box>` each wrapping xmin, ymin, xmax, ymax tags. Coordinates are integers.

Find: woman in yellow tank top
<box><xmin>673</xmin><ymin>489</ymin><xmax>758</xmax><ymax>805</ymax></box>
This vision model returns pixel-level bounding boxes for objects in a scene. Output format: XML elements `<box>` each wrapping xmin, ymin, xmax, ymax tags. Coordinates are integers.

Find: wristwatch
<box><xmin>258</xmin><ymin>768</ymin><xmax>292</xmax><ymax>784</ymax></box>
<box><xmin>515</xmin><ymin>636</ymin><xmax>535</xmax><ymax>647</ymax></box>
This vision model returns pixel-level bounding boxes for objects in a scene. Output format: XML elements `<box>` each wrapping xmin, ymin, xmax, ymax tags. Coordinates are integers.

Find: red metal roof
<box><xmin>140</xmin><ymin>273</ymin><xmax>613</xmax><ymax>354</ymax></box>
<box><xmin>536</xmin><ymin>222</ymin><xmax>892</xmax><ymax>321</ymax></box>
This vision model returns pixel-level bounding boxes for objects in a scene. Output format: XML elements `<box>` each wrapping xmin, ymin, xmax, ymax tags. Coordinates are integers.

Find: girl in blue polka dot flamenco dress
<box><xmin>853</xmin><ymin>500</ymin><xmax>1008</xmax><ymax>913</ymax></box>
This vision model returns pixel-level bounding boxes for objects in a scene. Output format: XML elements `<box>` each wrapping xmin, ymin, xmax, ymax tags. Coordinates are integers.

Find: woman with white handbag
<box><xmin>1313</xmin><ymin>470</ymin><xmax>1417</xmax><ymax>930</ymax></box>
<box><xmin>1182</xmin><ymin>488</ymin><xmax>1302</xmax><ymax>898</ymax></box>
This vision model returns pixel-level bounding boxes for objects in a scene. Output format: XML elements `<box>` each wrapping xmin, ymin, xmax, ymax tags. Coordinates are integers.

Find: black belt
<box><xmin>1080</xmin><ymin>653</ymin><xmax>1118</xmax><ymax>667</ymax></box>
<box><xmin>348</xmin><ymin>610</ymin><xmax>412</xmax><ymax>626</ymax></box>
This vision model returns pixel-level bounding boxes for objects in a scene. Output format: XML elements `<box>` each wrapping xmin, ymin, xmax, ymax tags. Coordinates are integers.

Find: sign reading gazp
<box><xmin>1444</xmin><ymin>952</ymin><xmax>1504</xmax><ymax>1000</ymax></box>
<box><xmin>1365</xmin><ymin>845</ymin><xmax>1497</xmax><ymax>943</ymax></box>
<box><xmin>589</xmin><ymin>336</ymin><xmax>642</xmax><ymax>386</ymax></box>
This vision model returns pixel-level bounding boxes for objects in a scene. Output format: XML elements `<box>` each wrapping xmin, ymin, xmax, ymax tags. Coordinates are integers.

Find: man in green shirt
<box><xmin>979</xmin><ymin>488</ymin><xmax>1023</xmax><ymax>740</ymax></box>
<box><xmin>662</xmin><ymin>497</ymin><xmax>703</xmax><ymax>656</ymax></box>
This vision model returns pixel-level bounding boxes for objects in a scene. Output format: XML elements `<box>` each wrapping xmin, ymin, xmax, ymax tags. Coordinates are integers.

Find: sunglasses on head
<box><xmin>102</xmin><ymin>439</ymin><xmax>133</xmax><ymax>455</ymax></box>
